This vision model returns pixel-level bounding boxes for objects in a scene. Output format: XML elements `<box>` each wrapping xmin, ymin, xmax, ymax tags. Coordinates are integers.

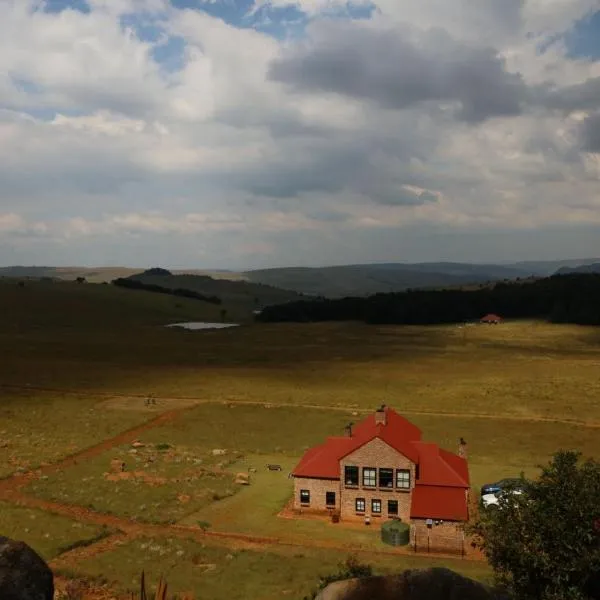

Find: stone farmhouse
<box><xmin>292</xmin><ymin>405</ymin><xmax>470</xmax><ymax>552</ymax></box>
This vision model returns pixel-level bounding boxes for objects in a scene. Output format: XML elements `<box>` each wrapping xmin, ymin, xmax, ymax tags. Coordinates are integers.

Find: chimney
<box><xmin>344</xmin><ymin>422</ymin><xmax>354</xmax><ymax>437</ymax></box>
<box><xmin>375</xmin><ymin>404</ymin><xmax>387</xmax><ymax>426</ymax></box>
<box><xmin>458</xmin><ymin>437</ymin><xmax>468</xmax><ymax>459</ymax></box>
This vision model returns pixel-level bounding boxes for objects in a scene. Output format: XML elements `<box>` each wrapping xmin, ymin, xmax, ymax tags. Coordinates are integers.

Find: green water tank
<box><xmin>381</xmin><ymin>519</ymin><xmax>411</xmax><ymax>546</ymax></box>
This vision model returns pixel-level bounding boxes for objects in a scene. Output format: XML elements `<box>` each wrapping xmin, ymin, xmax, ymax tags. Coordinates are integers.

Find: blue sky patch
<box><xmin>566</xmin><ymin>10</ymin><xmax>600</xmax><ymax>59</ymax></box>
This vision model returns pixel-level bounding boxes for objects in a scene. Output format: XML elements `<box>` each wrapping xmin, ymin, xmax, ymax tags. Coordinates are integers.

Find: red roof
<box><xmin>293</xmin><ymin>408</ymin><xmax>422</xmax><ymax>479</ymax></box>
<box><xmin>480</xmin><ymin>313</ymin><xmax>502</xmax><ymax>321</ymax></box>
<box><xmin>412</xmin><ymin>443</ymin><xmax>469</xmax><ymax>488</ymax></box>
<box><xmin>410</xmin><ymin>486</ymin><xmax>469</xmax><ymax>521</ymax></box>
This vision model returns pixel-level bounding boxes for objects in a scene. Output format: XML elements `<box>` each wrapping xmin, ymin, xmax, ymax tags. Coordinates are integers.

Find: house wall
<box><xmin>293</xmin><ymin>477</ymin><xmax>340</xmax><ymax>513</ymax></box>
<box><xmin>340</xmin><ymin>438</ymin><xmax>416</xmax><ymax>522</ymax></box>
<box><xmin>412</xmin><ymin>520</ymin><xmax>465</xmax><ymax>555</ymax></box>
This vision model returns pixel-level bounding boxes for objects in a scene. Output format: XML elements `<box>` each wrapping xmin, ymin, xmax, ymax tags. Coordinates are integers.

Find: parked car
<box><xmin>480</xmin><ymin>478</ymin><xmax>524</xmax><ymax>497</ymax></box>
<box><xmin>481</xmin><ymin>488</ymin><xmax>523</xmax><ymax>509</ymax></box>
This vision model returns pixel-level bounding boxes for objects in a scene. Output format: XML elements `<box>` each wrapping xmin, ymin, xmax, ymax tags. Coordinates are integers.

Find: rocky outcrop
<box><xmin>0</xmin><ymin>536</ymin><xmax>54</xmax><ymax>600</ymax></box>
<box><xmin>316</xmin><ymin>568</ymin><xmax>507</xmax><ymax>600</ymax></box>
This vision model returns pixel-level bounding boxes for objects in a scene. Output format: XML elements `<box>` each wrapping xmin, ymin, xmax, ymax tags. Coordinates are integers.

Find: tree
<box><xmin>471</xmin><ymin>451</ymin><xmax>600</xmax><ymax>600</ymax></box>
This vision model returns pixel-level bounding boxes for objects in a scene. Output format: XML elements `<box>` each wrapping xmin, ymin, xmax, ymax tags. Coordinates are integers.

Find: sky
<box><xmin>1</xmin><ymin>0</ymin><xmax>600</xmax><ymax>270</ymax></box>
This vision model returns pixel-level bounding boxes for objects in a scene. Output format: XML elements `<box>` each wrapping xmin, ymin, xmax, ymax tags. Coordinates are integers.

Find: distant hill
<box><xmin>242</xmin><ymin>262</ymin><xmax>530</xmax><ymax>298</ymax></box>
<box><xmin>555</xmin><ymin>263</ymin><xmax>600</xmax><ymax>275</ymax></box>
<box><xmin>257</xmin><ymin>273</ymin><xmax>600</xmax><ymax>326</ymax></box>
<box><xmin>123</xmin><ymin>271</ymin><xmax>303</xmax><ymax>319</ymax></box>
<box><xmin>509</xmin><ymin>258</ymin><xmax>600</xmax><ymax>276</ymax></box>
<box><xmin>3</xmin><ymin>258</ymin><xmax>600</xmax><ymax>299</ymax></box>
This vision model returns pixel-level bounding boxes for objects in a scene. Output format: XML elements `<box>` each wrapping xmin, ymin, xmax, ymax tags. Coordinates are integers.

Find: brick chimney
<box><xmin>375</xmin><ymin>404</ymin><xmax>387</xmax><ymax>426</ymax></box>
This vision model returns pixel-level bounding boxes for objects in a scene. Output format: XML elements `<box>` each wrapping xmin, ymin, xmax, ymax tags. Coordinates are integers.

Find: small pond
<box><xmin>166</xmin><ymin>322</ymin><xmax>240</xmax><ymax>330</ymax></box>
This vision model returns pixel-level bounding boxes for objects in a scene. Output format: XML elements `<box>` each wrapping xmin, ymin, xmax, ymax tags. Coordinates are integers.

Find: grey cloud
<box><xmin>582</xmin><ymin>113</ymin><xmax>600</xmax><ymax>152</ymax></box>
<box><xmin>539</xmin><ymin>77</ymin><xmax>600</xmax><ymax>113</ymax></box>
<box><xmin>268</xmin><ymin>23</ymin><xmax>526</xmax><ymax>123</ymax></box>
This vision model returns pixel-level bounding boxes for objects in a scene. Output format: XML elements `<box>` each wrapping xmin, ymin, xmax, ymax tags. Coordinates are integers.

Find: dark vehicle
<box><xmin>480</xmin><ymin>478</ymin><xmax>524</xmax><ymax>497</ymax></box>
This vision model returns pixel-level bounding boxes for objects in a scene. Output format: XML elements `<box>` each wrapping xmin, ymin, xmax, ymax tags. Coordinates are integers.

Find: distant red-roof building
<box><xmin>480</xmin><ymin>313</ymin><xmax>502</xmax><ymax>324</ymax></box>
<box><xmin>292</xmin><ymin>406</ymin><xmax>470</xmax><ymax>552</ymax></box>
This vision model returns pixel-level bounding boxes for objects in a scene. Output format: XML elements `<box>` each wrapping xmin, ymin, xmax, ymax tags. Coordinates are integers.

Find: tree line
<box><xmin>112</xmin><ymin>277</ymin><xmax>222</xmax><ymax>305</ymax></box>
<box><xmin>256</xmin><ymin>274</ymin><xmax>600</xmax><ymax>326</ymax></box>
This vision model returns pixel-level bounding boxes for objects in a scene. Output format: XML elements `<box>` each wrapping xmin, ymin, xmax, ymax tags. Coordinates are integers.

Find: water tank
<box><xmin>381</xmin><ymin>519</ymin><xmax>410</xmax><ymax>546</ymax></box>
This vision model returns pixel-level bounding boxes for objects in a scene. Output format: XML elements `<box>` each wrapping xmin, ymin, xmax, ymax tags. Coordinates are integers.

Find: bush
<box><xmin>303</xmin><ymin>556</ymin><xmax>373</xmax><ymax>600</ymax></box>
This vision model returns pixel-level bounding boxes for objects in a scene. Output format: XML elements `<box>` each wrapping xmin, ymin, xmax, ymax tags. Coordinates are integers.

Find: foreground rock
<box><xmin>0</xmin><ymin>536</ymin><xmax>54</xmax><ymax>600</ymax></box>
<box><xmin>316</xmin><ymin>568</ymin><xmax>507</xmax><ymax>600</ymax></box>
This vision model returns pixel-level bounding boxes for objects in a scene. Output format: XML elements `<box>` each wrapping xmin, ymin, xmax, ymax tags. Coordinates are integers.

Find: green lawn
<box><xmin>0</xmin><ymin>501</ymin><xmax>110</xmax><ymax>560</ymax></box>
<box><xmin>66</xmin><ymin>535</ymin><xmax>492</xmax><ymax>600</ymax></box>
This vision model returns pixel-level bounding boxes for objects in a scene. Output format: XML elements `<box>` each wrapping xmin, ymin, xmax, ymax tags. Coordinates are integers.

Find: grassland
<box><xmin>1</xmin><ymin>279</ymin><xmax>599</xmax><ymax>597</ymax></box>
<box><xmin>66</xmin><ymin>535</ymin><xmax>492</xmax><ymax>600</ymax></box>
<box><xmin>0</xmin><ymin>501</ymin><xmax>110</xmax><ymax>560</ymax></box>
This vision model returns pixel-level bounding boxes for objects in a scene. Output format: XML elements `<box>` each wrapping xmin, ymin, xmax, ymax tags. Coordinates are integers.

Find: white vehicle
<box><xmin>482</xmin><ymin>488</ymin><xmax>523</xmax><ymax>509</ymax></box>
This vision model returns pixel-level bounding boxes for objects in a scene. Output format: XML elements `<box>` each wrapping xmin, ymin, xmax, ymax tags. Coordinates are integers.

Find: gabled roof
<box><xmin>410</xmin><ymin>486</ymin><xmax>469</xmax><ymax>521</ymax></box>
<box><xmin>293</xmin><ymin>407</ymin><xmax>423</xmax><ymax>479</ymax></box>
<box><xmin>412</xmin><ymin>442</ymin><xmax>469</xmax><ymax>488</ymax></box>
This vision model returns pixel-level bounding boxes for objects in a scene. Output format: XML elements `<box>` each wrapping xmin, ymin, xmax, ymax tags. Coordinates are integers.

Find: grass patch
<box><xmin>67</xmin><ymin>536</ymin><xmax>492</xmax><ymax>600</ymax></box>
<box><xmin>0</xmin><ymin>501</ymin><xmax>109</xmax><ymax>561</ymax></box>
<box><xmin>0</xmin><ymin>392</ymin><xmax>148</xmax><ymax>477</ymax></box>
<box><xmin>27</xmin><ymin>443</ymin><xmax>241</xmax><ymax>524</ymax></box>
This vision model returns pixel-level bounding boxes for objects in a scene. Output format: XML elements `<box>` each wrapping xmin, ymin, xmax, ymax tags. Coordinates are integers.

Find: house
<box><xmin>292</xmin><ymin>406</ymin><xmax>470</xmax><ymax>553</ymax></box>
<box><xmin>480</xmin><ymin>313</ymin><xmax>502</xmax><ymax>324</ymax></box>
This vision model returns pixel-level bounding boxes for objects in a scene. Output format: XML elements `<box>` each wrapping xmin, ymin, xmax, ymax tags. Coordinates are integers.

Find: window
<box><xmin>355</xmin><ymin>498</ymin><xmax>366</xmax><ymax>513</ymax></box>
<box><xmin>344</xmin><ymin>465</ymin><xmax>359</xmax><ymax>486</ymax></box>
<box><xmin>379</xmin><ymin>468</ymin><xmax>394</xmax><ymax>488</ymax></box>
<box><xmin>388</xmin><ymin>500</ymin><xmax>398</xmax><ymax>515</ymax></box>
<box><xmin>371</xmin><ymin>499</ymin><xmax>382</xmax><ymax>514</ymax></box>
<box><xmin>415</xmin><ymin>463</ymin><xmax>420</xmax><ymax>481</ymax></box>
<box><xmin>363</xmin><ymin>467</ymin><xmax>377</xmax><ymax>487</ymax></box>
<box><xmin>326</xmin><ymin>492</ymin><xmax>336</xmax><ymax>507</ymax></box>
<box><xmin>396</xmin><ymin>469</ymin><xmax>411</xmax><ymax>489</ymax></box>
<box><xmin>300</xmin><ymin>489</ymin><xmax>310</xmax><ymax>504</ymax></box>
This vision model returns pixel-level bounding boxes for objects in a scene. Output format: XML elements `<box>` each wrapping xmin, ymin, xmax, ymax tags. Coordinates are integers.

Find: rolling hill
<box><xmin>2</xmin><ymin>257</ymin><xmax>600</xmax><ymax>299</ymax></box>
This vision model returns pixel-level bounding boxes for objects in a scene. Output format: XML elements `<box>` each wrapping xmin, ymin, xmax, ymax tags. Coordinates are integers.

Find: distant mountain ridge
<box><xmin>556</xmin><ymin>263</ymin><xmax>600</xmax><ymax>275</ymax></box>
<box><xmin>1</xmin><ymin>258</ymin><xmax>599</xmax><ymax>299</ymax></box>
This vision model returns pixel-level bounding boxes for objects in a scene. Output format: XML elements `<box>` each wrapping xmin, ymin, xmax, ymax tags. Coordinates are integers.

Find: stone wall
<box><xmin>340</xmin><ymin>438</ymin><xmax>415</xmax><ymax>522</ymax></box>
<box><xmin>293</xmin><ymin>476</ymin><xmax>340</xmax><ymax>512</ymax></box>
<box><xmin>412</xmin><ymin>520</ymin><xmax>465</xmax><ymax>555</ymax></box>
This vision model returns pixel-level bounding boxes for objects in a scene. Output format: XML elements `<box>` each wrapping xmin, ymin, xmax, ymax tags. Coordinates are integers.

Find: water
<box><xmin>166</xmin><ymin>322</ymin><xmax>240</xmax><ymax>330</ymax></box>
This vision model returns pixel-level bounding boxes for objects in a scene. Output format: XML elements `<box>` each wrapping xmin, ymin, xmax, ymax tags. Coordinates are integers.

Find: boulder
<box><xmin>0</xmin><ymin>536</ymin><xmax>54</xmax><ymax>600</ymax></box>
<box><xmin>315</xmin><ymin>568</ymin><xmax>507</xmax><ymax>600</ymax></box>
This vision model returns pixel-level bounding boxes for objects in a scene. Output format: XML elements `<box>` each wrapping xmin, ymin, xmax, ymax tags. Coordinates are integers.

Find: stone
<box><xmin>315</xmin><ymin>568</ymin><xmax>508</xmax><ymax>600</ymax></box>
<box><xmin>211</xmin><ymin>449</ymin><xmax>227</xmax><ymax>456</ymax></box>
<box><xmin>0</xmin><ymin>535</ymin><xmax>54</xmax><ymax>600</ymax></box>
<box><xmin>131</xmin><ymin>441</ymin><xmax>145</xmax><ymax>449</ymax></box>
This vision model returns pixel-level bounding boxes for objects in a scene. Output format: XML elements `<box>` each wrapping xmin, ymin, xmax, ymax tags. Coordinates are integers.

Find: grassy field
<box><xmin>1</xmin><ymin>280</ymin><xmax>599</xmax><ymax>596</ymax></box>
<box><xmin>27</xmin><ymin>442</ymin><xmax>241</xmax><ymax>524</ymax></box>
<box><xmin>0</xmin><ymin>501</ymin><xmax>110</xmax><ymax>560</ymax></box>
<box><xmin>65</xmin><ymin>535</ymin><xmax>492</xmax><ymax>600</ymax></box>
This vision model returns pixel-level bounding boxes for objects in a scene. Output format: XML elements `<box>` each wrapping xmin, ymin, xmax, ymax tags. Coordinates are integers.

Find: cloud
<box><xmin>0</xmin><ymin>0</ymin><xmax>599</xmax><ymax>268</ymax></box>
<box><xmin>582</xmin><ymin>113</ymin><xmax>600</xmax><ymax>152</ymax></box>
<box><xmin>268</xmin><ymin>22</ymin><xmax>527</xmax><ymax>122</ymax></box>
